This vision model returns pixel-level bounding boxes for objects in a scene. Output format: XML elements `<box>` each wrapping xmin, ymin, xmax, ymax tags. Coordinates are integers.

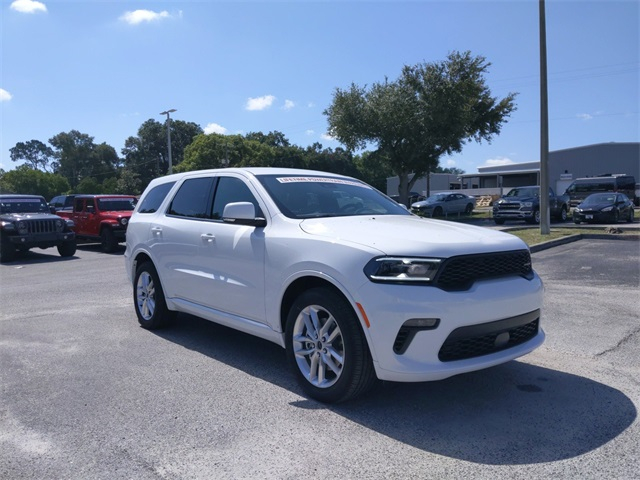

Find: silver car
<box><xmin>411</xmin><ymin>192</ymin><xmax>476</xmax><ymax>217</ymax></box>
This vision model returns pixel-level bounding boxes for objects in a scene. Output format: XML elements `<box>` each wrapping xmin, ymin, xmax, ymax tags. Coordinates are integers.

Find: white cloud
<box><xmin>245</xmin><ymin>95</ymin><xmax>275</xmax><ymax>111</ymax></box>
<box><xmin>321</xmin><ymin>133</ymin><xmax>336</xmax><ymax>142</ymax></box>
<box><xmin>305</xmin><ymin>130</ymin><xmax>315</xmax><ymax>136</ymax></box>
<box><xmin>0</xmin><ymin>89</ymin><xmax>13</xmax><ymax>102</ymax></box>
<box><xmin>204</xmin><ymin>123</ymin><xmax>228</xmax><ymax>135</ymax></box>
<box><xmin>10</xmin><ymin>0</ymin><xmax>47</xmax><ymax>14</ymax></box>
<box><xmin>482</xmin><ymin>157</ymin><xmax>515</xmax><ymax>167</ymax></box>
<box><xmin>119</xmin><ymin>10</ymin><xmax>170</xmax><ymax>25</ymax></box>
<box><xmin>307</xmin><ymin>102</ymin><xmax>316</xmax><ymax>108</ymax></box>
<box><xmin>446</xmin><ymin>159</ymin><xmax>457</xmax><ymax>167</ymax></box>
<box><xmin>577</xmin><ymin>113</ymin><xmax>593</xmax><ymax>121</ymax></box>
<box><xmin>283</xmin><ymin>100</ymin><xmax>295</xmax><ymax>111</ymax></box>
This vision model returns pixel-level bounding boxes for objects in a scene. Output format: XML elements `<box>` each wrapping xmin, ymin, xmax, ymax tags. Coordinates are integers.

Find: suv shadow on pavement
<box><xmin>151</xmin><ymin>312</ymin><xmax>636</xmax><ymax>466</ymax></box>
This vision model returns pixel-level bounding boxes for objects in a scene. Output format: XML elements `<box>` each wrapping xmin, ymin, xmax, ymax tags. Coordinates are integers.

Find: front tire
<box><xmin>285</xmin><ymin>287</ymin><xmax>376</xmax><ymax>403</ymax></box>
<box><xmin>464</xmin><ymin>203</ymin><xmax>474</xmax><ymax>215</ymax></box>
<box><xmin>57</xmin><ymin>241</ymin><xmax>76</xmax><ymax>257</ymax></box>
<box><xmin>101</xmin><ymin>228</ymin><xmax>117</xmax><ymax>253</ymax></box>
<box><xmin>494</xmin><ymin>218</ymin><xmax>505</xmax><ymax>225</ymax></box>
<box><xmin>134</xmin><ymin>261</ymin><xmax>175</xmax><ymax>329</ymax></box>
<box><xmin>0</xmin><ymin>237</ymin><xmax>16</xmax><ymax>263</ymax></box>
<box><xmin>559</xmin><ymin>207</ymin><xmax>568</xmax><ymax>222</ymax></box>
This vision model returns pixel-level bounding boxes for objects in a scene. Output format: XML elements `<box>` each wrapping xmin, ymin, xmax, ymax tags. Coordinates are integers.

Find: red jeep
<box><xmin>56</xmin><ymin>195</ymin><xmax>137</xmax><ymax>252</ymax></box>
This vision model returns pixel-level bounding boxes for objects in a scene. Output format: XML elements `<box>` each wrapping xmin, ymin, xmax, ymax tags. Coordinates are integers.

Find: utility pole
<box><xmin>539</xmin><ymin>0</ymin><xmax>550</xmax><ymax>234</ymax></box>
<box><xmin>160</xmin><ymin>109</ymin><xmax>177</xmax><ymax>175</ymax></box>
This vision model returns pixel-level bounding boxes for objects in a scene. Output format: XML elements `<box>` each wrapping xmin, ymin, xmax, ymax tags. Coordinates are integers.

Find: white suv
<box><xmin>125</xmin><ymin>168</ymin><xmax>544</xmax><ymax>403</ymax></box>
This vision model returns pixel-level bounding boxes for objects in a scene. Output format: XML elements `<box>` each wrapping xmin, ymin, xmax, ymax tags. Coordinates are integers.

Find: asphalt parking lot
<box><xmin>1</xmin><ymin>239</ymin><xmax>639</xmax><ymax>479</ymax></box>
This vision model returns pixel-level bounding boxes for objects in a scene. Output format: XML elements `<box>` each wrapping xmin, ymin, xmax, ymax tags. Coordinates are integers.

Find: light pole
<box><xmin>160</xmin><ymin>109</ymin><xmax>177</xmax><ymax>175</ymax></box>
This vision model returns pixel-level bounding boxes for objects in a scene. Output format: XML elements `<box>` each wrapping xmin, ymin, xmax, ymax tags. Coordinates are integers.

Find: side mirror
<box><xmin>222</xmin><ymin>202</ymin><xmax>266</xmax><ymax>227</ymax></box>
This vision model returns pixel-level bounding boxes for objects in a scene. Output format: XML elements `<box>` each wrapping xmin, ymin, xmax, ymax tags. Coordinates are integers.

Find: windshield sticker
<box><xmin>1</xmin><ymin>199</ymin><xmax>41</xmax><ymax>203</ymax></box>
<box><xmin>276</xmin><ymin>177</ymin><xmax>368</xmax><ymax>188</ymax></box>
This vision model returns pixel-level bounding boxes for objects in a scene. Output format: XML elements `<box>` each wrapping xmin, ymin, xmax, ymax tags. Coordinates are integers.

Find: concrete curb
<box><xmin>529</xmin><ymin>233</ymin><xmax>640</xmax><ymax>252</ymax></box>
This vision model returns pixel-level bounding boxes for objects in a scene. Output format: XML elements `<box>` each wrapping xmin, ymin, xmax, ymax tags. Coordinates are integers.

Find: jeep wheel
<box><xmin>0</xmin><ymin>238</ymin><xmax>16</xmax><ymax>263</ymax></box>
<box><xmin>101</xmin><ymin>228</ymin><xmax>117</xmax><ymax>253</ymax></box>
<box><xmin>134</xmin><ymin>261</ymin><xmax>175</xmax><ymax>329</ymax></box>
<box><xmin>57</xmin><ymin>241</ymin><xmax>76</xmax><ymax>257</ymax></box>
<box><xmin>285</xmin><ymin>287</ymin><xmax>377</xmax><ymax>403</ymax></box>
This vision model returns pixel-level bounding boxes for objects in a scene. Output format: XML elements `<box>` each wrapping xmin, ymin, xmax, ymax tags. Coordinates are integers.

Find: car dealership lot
<box><xmin>1</xmin><ymin>240</ymin><xmax>639</xmax><ymax>479</ymax></box>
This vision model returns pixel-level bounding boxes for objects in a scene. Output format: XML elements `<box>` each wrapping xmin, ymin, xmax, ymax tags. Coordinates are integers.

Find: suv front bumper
<box><xmin>8</xmin><ymin>231</ymin><xmax>75</xmax><ymax>249</ymax></box>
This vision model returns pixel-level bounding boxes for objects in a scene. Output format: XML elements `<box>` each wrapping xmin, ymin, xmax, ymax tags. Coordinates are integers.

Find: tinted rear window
<box><xmin>137</xmin><ymin>182</ymin><xmax>176</xmax><ymax>214</ymax></box>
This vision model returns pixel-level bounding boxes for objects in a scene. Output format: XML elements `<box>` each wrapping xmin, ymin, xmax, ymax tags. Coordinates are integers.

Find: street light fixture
<box><xmin>160</xmin><ymin>109</ymin><xmax>177</xmax><ymax>175</ymax></box>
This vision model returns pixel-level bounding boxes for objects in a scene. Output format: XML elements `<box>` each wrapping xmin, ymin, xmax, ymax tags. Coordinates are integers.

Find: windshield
<box><xmin>424</xmin><ymin>194</ymin><xmax>447</xmax><ymax>203</ymax></box>
<box><xmin>582</xmin><ymin>193</ymin><xmax>616</xmax><ymax>205</ymax></box>
<box><xmin>505</xmin><ymin>187</ymin><xmax>538</xmax><ymax>198</ymax></box>
<box><xmin>97</xmin><ymin>198</ymin><xmax>136</xmax><ymax>211</ymax></box>
<box><xmin>257</xmin><ymin>174</ymin><xmax>410</xmax><ymax>219</ymax></box>
<box><xmin>569</xmin><ymin>181</ymin><xmax>614</xmax><ymax>194</ymax></box>
<box><xmin>0</xmin><ymin>197</ymin><xmax>50</xmax><ymax>214</ymax></box>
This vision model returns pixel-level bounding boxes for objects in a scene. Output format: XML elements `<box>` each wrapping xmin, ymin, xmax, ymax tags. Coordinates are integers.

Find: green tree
<box><xmin>324</xmin><ymin>51</ymin><xmax>516</xmax><ymax>205</ymax></box>
<box><xmin>122</xmin><ymin>119</ymin><xmax>203</xmax><ymax>189</ymax></box>
<box><xmin>9</xmin><ymin>140</ymin><xmax>55</xmax><ymax>172</ymax></box>
<box><xmin>0</xmin><ymin>165</ymin><xmax>70</xmax><ymax>199</ymax></box>
<box><xmin>76</xmin><ymin>177</ymin><xmax>102</xmax><ymax>194</ymax></box>
<box><xmin>353</xmin><ymin>151</ymin><xmax>395</xmax><ymax>192</ymax></box>
<box><xmin>48</xmin><ymin>130</ymin><xmax>98</xmax><ymax>189</ymax></box>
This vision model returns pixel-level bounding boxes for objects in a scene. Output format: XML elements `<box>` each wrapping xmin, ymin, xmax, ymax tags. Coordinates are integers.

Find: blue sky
<box><xmin>1</xmin><ymin>0</ymin><xmax>638</xmax><ymax>175</ymax></box>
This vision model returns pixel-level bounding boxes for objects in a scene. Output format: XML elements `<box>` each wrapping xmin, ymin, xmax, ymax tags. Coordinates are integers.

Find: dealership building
<box><xmin>387</xmin><ymin>142</ymin><xmax>639</xmax><ymax>198</ymax></box>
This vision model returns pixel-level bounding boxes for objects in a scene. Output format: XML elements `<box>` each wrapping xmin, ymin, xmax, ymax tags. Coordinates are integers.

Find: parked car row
<box><xmin>0</xmin><ymin>193</ymin><xmax>138</xmax><ymax>263</ymax></box>
<box><xmin>0</xmin><ymin>194</ymin><xmax>76</xmax><ymax>262</ymax></box>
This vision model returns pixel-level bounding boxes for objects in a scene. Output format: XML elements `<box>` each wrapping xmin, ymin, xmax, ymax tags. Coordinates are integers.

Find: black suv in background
<box><xmin>0</xmin><ymin>194</ymin><xmax>76</xmax><ymax>262</ymax></box>
<box><xmin>49</xmin><ymin>194</ymin><xmax>76</xmax><ymax>212</ymax></box>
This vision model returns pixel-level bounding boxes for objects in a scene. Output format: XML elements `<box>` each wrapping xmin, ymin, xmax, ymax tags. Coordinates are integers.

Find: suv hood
<box><xmin>102</xmin><ymin>211</ymin><xmax>134</xmax><ymax>218</ymax></box>
<box><xmin>299</xmin><ymin>215</ymin><xmax>527</xmax><ymax>257</ymax></box>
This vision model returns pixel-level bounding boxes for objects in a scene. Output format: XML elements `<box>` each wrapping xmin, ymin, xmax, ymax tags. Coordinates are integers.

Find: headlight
<box><xmin>120</xmin><ymin>217</ymin><xmax>128</xmax><ymax>226</ymax></box>
<box><xmin>1</xmin><ymin>221</ymin><xmax>16</xmax><ymax>231</ymax></box>
<box><xmin>55</xmin><ymin>219</ymin><xmax>64</xmax><ymax>232</ymax></box>
<box><xmin>522</xmin><ymin>202</ymin><xmax>533</xmax><ymax>207</ymax></box>
<box><xmin>364</xmin><ymin>257</ymin><xmax>442</xmax><ymax>283</ymax></box>
<box><xmin>574</xmin><ymin>208</ymin><xmax>582</xmax><ymax>213</ymax></box>
<box><xmin>17</xmin><ymin>221</ymin><xmax>28</xmax><ymax>234</ymax></box>
<box><xmin>601</xmin><ymin>206</ymin><xmax>613</xmax><ymax>212</ymax></box>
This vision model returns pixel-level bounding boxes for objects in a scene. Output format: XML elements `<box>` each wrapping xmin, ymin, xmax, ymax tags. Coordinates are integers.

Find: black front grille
<box><xmin>438</xmin><ymin>310</ymin><xmax>540</xmax><ymax>362</ymax></box>
<box><xmin>498</xmin><ymin>203</ymin><xmax>522</xmax><ymax>211</ymax></box>
<box><xmin>26</xmin><ymin>219</ymin><xmax>58</xmax><ymax>234</ymax></box>
<box><xmin>434</xmin><ymin>250</ymin><xmax>533</xmax><ymax>291</ymax></box>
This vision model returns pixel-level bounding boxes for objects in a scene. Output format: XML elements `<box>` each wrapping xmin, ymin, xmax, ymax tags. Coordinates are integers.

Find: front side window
<box><xmin>212</xmin><ymin>177</ymin><xmax>263</xmax><ymax>220</ymax></box>
<box><xmin>168</xmin><ymin>177</ymin><xmax>214</xmax><ymax>219</ymax></box>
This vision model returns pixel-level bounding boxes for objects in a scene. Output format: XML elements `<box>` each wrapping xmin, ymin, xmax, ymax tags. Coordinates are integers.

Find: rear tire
<box><xmin>134</xmin><ymin>261</ymin><xmax>175</xmax><ymax>329</ymax></box>
<box><xmin>285</xmin><ymin>287</ymin><xmax>376</xmax><ymax>403</ymax></box>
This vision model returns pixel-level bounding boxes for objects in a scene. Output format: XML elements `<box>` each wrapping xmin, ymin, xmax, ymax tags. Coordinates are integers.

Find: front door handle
<box><xmin>201</xmin><ymin>233</ymin><xmax>215</xmax><ymax>243</ymax></box>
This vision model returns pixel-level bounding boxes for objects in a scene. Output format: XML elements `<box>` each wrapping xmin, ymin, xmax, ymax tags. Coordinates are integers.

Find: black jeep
<box><xmin>0</xmin><ymin>194</ymin><xmax>77</xmax><ymax>263</ymax></box>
